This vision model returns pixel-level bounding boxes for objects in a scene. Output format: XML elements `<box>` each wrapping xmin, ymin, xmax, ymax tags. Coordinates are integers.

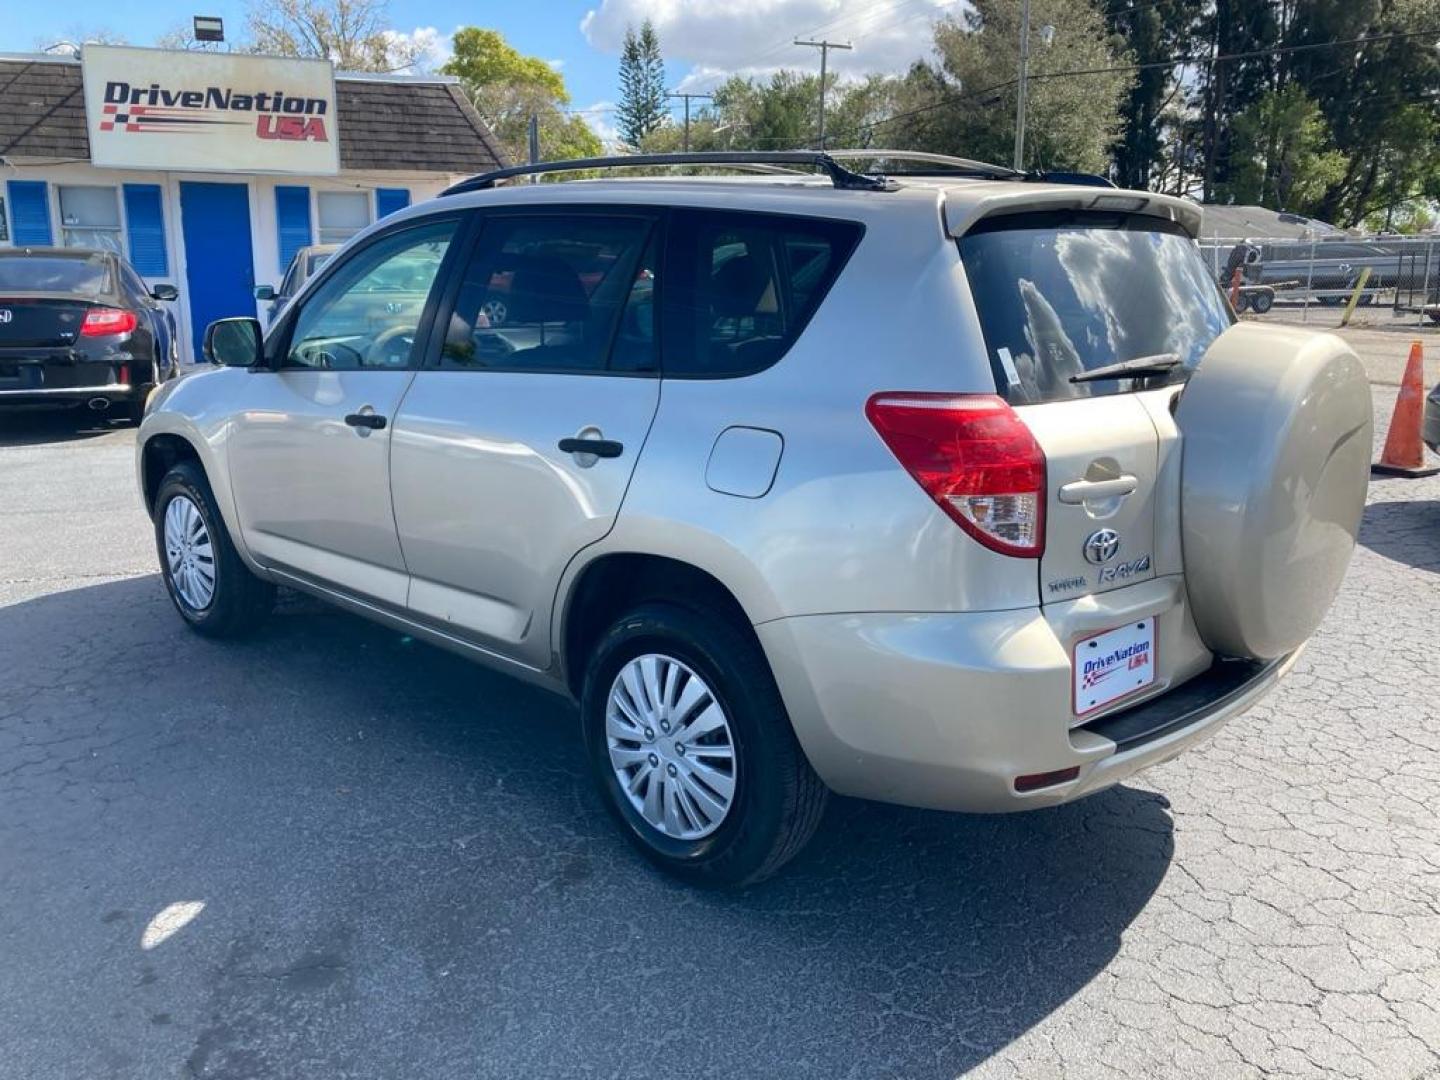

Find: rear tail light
<box><xmin>81</xmin><ymin>308</ymin><xmax>138</xmax><ymax>337</ymax></box>
<box><xmin>865</xmin><ymin>392</ymin><xmax>1046</xmax><ymax>557</ymax></box>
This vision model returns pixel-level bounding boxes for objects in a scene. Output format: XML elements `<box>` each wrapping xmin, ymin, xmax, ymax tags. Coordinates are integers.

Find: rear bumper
<box><xmin>758</xmin><ymin>588</ymin><xmax>1299</xmax><ymax>813</ymax></box>
<box><xmin>0</xmin><ymin>384</ymin><xmax>136</xmax><ymax>410</ymax></box>
<box><xmin>0</xmin><ymin>352</ymin><xmax>141</xmax><ymax>410</ymax></box>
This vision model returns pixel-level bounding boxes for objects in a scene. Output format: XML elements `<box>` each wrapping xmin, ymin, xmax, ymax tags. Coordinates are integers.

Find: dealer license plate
<box><xmin>1074</xmin><ymin>617</ymin><xmax>1156</xmax><ymax>716</ymax></box>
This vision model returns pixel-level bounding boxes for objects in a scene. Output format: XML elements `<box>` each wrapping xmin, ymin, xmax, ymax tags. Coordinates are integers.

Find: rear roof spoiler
<box><xmin>943</xmin><ymin>187</ymin><xmax>1204</xmax><ymax>240</ymax></box>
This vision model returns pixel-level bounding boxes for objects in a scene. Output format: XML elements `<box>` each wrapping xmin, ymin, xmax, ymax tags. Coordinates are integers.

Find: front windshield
<box><xmin>959</xmin><ymin>211</ymin><xmax>1233</xmax><ymax>405</ymax></box>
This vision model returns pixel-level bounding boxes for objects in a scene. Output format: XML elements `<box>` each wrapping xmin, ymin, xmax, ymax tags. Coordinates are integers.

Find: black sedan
<box><xmin>0</xmin><ymin>247</ymin><xmax>179</xmax><ymax>423</ymax></box>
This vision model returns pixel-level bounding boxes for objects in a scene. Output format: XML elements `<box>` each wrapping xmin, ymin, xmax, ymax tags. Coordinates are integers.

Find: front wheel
<box><xmin>153</xmin><ymin>462</ymin><xmax>274</xmax><ymax>637</ymax></box>
<box><xmin>580</xmin><ymin>603</ymin><xmax>828</xmax><ymax>887</ymax></box>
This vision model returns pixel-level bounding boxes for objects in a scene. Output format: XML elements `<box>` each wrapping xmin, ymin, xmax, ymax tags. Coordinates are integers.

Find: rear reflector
<box><xmin>81</xmin><ymin>308</ymin><xmax>138</xmax><ymax>337</ymax></box>
<box><xmin>1014</xmin><ymin>766</ymin><xmax>1081</xmax><ymax>793</ymax></box>
<box><xmin>865</xmin><ymin>392</ymin><xmax>1046</xmax><ymax>557</ymax></box>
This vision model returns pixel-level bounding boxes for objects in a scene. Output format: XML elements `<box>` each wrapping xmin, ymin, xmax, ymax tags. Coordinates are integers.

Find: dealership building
<box><xmin>0</xmin><ymin>46</ymin><xmax>505</xmax><ymax>360</ymax></box>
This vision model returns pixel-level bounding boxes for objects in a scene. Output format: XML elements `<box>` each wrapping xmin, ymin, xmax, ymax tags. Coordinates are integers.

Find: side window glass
<box><xmin>610</xmin><ymin>233</ymin><xmax>659</xmax><ymax>373</ymax></box>
<box><xmin>440</xmin><ymin>215</ymin><xmax>652</xmax><ymax>372</ymax></box>
<box><xmin>285</xmin><ymin>220</ymin><xmax>454</xmax><ymax>371</ymax></box>
<box><xmin>278</xmin><ymin>258</ymin><xmax>299</xmax><ymax>299</ymax></box>
<box><xmin>663</xmin><ymin>210</ymin><xmax>861</xmax><ymax>378</ymax></box>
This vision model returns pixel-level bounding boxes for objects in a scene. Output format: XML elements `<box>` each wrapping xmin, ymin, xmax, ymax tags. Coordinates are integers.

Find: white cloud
<box><xmin>383</xmin><ymin>25</ymin><xmax>454</xmax><ymax>73</ymax></box>
<box><xmin>576</xmin><ymin>100</ymin><xmax>623</xmax><ymax>150</ymax></box>
<box><xmin>580</xmin><ymin>0</ymin><xmax>956</xmax><ymax>92</ymax></box>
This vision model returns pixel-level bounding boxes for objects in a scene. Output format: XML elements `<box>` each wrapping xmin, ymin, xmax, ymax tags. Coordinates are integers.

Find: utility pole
<box><xmin>1013</xmin><ymin>0</ymin><xmax>1031</xmax><ymax>172</ymax></box>
<box><xmin>666</xmin><ymin>91</ymin><xmax>713</xmax><ymax>152</ymax></box>
<box><xmin>794</xmin><ymin>38</ymin><xmax>852</xmax><ymax>149</ymax></box>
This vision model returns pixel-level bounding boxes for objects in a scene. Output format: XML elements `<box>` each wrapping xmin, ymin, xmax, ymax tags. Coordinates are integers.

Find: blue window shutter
<box><xmin>122</xmin><ymin>184</ymin><xmax>168</xmax><ymax>276</ymax></box>
<box><xmin>376</xmin><ymin>188</ymin><xmax>410</xmax><ymax>219</ymax></box>
<box><xmin>7</xmin><ymin>180</ymin><xmax>53</xmax><ymax>246</ymax></box>
<box><xmin>275</xmin><ymin>186</ymin><xmax>312</xmax><ymax>273</ymax></box>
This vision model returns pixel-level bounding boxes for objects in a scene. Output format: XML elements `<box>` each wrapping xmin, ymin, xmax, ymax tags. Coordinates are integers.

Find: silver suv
<box><xmin>137</xmin><ymin>151</ymin><xmax>1372</xmax><ymax>886</ymax></box>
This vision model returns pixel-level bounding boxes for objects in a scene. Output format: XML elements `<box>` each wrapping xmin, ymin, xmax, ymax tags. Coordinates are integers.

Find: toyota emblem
<box><xmin>1083</xmin><ymin>528</ymin><xmax>1121</xmax><ymax>564</ymax></box>
<box><xmin>0</xmin><ymin>309</ymin><xmax>12</xmax><ymax>324</ymax></box>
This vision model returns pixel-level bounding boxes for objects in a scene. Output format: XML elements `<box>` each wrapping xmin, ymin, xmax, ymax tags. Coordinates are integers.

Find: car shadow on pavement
<box><xmin>0</xmin><ymin>575</ymin><xmax>1175</xmax><ymax>1080</ymax></box>
<box><xmin>1358</xmin><ymin>497</ymin><xmax>1440</xmax><ymax>574</ymax></box>
<box><xmin>0</xmin><ymin>409</ymin><xmax>134</xmax><ymax>447</ymax></box>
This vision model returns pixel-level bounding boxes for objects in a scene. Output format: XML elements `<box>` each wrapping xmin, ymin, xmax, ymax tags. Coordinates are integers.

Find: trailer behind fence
<box><xmin>1197</xmin><ymin>233</ymin><xmax>1440</xmax><ymax>324</ymax></box>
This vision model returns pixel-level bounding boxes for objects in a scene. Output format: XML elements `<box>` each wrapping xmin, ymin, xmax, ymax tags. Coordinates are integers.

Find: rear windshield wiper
<box><xmin>1069</xmin><ymin>353</ymin><xmax>1185</xmax><ymax>384</ymax></box>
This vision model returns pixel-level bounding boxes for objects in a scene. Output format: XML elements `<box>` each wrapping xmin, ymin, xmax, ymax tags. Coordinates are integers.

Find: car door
<box><xmin>225</xmin><ymin>215</ymin><xmax>464</xmax><ymax>608</ymax></box>
<box><xmin>389</xmin><ymin>209</ymin><xmax>661</xmax><ymax>668</ymax></box>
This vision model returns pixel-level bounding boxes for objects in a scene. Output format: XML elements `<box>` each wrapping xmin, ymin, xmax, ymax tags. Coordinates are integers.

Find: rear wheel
<box><xmin>580</xmin><ymin>603</ymin><xmax>828</xmax><ymax>886</ymax></box>
<box><xmin>154</xmin><ymin>462</ymin><xmax>274</xmax><ymax>637</ymax></box>
<box><xmin>1249</xmin><ymin>288</ymin><xmax>1274</xmax><ymax>314</ymax></box>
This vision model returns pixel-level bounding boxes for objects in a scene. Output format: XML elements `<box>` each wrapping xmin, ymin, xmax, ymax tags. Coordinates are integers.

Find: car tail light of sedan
<box><xmin>81</xmin><ymin>308</ymin><xmax>138</xmax><ymax>337</ymax></box>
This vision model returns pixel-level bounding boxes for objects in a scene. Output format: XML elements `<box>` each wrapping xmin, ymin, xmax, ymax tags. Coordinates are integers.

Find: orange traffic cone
<box><xmin>1372</xmin><ymin>340</ymin><xmax>1439</xmax><ymax>477</ymax></box>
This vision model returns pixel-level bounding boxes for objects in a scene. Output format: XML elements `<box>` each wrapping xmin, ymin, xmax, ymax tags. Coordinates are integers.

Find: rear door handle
<box><xmin>344</xmin><ymin>412</ymin><xmax>387</xmax><ymax>430</ymax></box>
<box><xmin>558</xmin><ymin>437</ymin><xmax>623</xmax><ymax>459</ymax></box>
<box><xmin>1058</xmin><ymin>476</ymin><xmax>1137</xmax><ymax>504</ymax></box>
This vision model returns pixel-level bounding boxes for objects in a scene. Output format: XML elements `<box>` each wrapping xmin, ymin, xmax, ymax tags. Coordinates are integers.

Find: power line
<box><xmin>865</xmin><ymin>26</ymin><xmax>1440</xmax><ymax>133</ymax></box>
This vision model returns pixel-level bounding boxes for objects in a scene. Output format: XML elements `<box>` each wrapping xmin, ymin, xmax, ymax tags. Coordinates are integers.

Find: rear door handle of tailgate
<box><xmin>1059</xmin><ymin>476</ymin><xmax>1138</xmax><ymax>504</ymax></box>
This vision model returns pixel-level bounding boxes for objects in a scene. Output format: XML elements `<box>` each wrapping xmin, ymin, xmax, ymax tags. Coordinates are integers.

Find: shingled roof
<box><xmin>0</xmin><ymin>55</ymin><xmax>506</xmax><ymax>173</ymax></box>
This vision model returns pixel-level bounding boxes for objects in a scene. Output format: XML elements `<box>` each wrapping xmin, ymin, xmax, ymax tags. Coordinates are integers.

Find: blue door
<box><xmin>179</xmin><ymin>182</ymin><xmax>255</xmax><ymax>362</ymax></box>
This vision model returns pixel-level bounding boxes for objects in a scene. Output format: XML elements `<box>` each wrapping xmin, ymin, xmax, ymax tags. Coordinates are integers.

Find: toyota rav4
<box><xmin>137</xmin><ymin>151</ymin><xmax>1372</xmax><ymax>886</ymax></box>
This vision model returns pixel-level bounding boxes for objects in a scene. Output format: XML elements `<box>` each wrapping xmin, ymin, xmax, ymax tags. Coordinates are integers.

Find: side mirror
<box><xmin>252</xmin><ymin>284</ymin><xmax>276</xmax><ymax>301</ymax></box>
<box><xmin>204</xmin><ymin>317</ymin><xmax>265</xmax><ymax>368</ymax></box>
<box><xmin>150</xmin><ymin>284</ymin><xmax>179</xmax><ymax>302</ymax></box>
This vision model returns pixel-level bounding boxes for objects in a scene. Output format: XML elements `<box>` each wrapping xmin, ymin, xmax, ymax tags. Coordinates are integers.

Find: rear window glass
<box><xmin>662</xmin><ymin>209</ymin><xmax>862</xmax><ymax>378</ymax></box>
<box><xmin>958</xmin><ymin>212</ymin><xmax>1232</xmax><ymax>405</ymax></box>
<box><xmin>0</xmin><ymin>254</ymin><xmax>111</xmax><ymax>294</ymax></box>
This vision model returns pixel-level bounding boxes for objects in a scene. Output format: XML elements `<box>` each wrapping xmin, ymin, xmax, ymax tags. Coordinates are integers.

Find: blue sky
<box><xmin>8</xmin><ymin>0</ymin><xmax>954</xmax><ymax>141</ymax></box>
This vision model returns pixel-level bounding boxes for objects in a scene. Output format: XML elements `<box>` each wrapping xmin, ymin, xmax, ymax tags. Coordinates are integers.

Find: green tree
<box><xmin>1194</xmin><ymin>0</ymin><xmax>1281</xmax><ymax>201</ymax></box>
<box><xmin>1283</xmin><ymin>0</ymin><xmax>1440</xmax><ymax>225</ymax></box>
<box><xmin>443</xmin><ymin>27</ymin><xmax>601</xmax><ymax>164</ymax></box>
<box><xmin>1216</xmin><ymin>85</ymin><xmax>1347</xmax><ymax>212</ymax></box>
<box><xmin>893</xmin><ymin>0</ymin><xmax>1130</xmax><ymax>172</ymax></box>
<box><xmin>1103</xmin><ymin>0</ymin><xmax>1202</xmax><ymax>191</ymax></box>
<box><xmin>617</xmin><ymin>20</ymin><xmax>667</xmax><ymax>147</ymax></box>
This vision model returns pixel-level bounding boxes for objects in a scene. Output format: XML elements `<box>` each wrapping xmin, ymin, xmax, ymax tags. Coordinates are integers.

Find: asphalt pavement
<box><xmin>1</xmin><ymin>377</ymin><xmax>1439</xmax><ymax>1079</ymax></box>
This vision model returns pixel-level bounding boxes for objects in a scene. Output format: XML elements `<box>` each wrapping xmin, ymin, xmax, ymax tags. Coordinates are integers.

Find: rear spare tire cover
<box><xmin>1175</xmin><ymin>322</ymin><xmax>1371</xmax><ymax>660</ymax></box>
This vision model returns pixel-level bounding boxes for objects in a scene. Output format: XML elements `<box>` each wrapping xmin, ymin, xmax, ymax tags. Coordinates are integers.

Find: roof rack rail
<box><xmin>824</xmin><ymin>148</ymin><xmax>1022</xmax><ymax>179</ymax></box>
<box><xmin>440</xmin><ymin>151</ymin><xmax>894</xmax><ymax>196</ymax></box>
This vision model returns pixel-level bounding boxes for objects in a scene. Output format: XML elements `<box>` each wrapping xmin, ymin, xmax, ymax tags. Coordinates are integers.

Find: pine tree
<box><xmin>617</xmin><ymin>19</ymin><xmax>667</xmax><ymax>148</ymax></box>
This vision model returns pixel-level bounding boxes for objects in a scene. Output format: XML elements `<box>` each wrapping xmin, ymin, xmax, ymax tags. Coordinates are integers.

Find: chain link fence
<box><xmin>1197</xmin><ymin>234</ymin><xmax>1440</xmax><ymax>324</ymax></box>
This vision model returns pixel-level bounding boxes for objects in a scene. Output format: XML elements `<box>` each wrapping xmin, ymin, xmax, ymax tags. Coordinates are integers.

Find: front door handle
<box><xmin>558</xmin><ymin>437</ymin><xmax>623</xmax><ymax>459</ymax></box>
<box><xmin>344</xmin><ymin>412</ymin><xmax>387</xmax><ymax>430</ymax></box>
<box><xmin>1058</xmin><ymin>475</ymin><xmax>1138</xmax><ymax>504</ymax></box>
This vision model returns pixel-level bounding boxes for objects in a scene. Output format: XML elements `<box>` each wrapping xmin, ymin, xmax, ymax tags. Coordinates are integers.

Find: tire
<box><xmin>153</xmin><ymin>461</ymin><xmax>274</xmax><ymax>637</ymax></box>
<box><xmin>1233</xmin><ymin>293</ymin><xmax>1249</xmax><ymax>313</ymax></box>
<box><xmin>580</xmin><ymin>602</ymin><xmax>828</xmax><ymax>887</ymax></box>
<box><xmin>1249</xmin><ymin>289</ymin><xmax>1274</xmax><ymax>314</ymax></box>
